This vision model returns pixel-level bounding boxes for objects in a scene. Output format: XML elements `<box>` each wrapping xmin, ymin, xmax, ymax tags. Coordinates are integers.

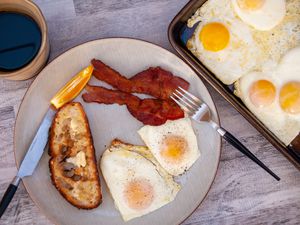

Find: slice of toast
<box><xmin>49</xmin><ymin>102</ymin><xmax>102</xmax><ymax>209</ymax></box>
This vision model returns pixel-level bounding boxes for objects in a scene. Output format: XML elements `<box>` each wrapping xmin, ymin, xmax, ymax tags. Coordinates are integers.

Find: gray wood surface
<box><xmin>0</xmin><ymin>0</ymin><xmax>299</xmax><ymax>224</ymax></box>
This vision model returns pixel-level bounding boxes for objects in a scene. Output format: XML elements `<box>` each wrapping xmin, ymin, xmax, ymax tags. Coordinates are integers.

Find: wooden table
<box><xmin>0</xmin><ymin>0</ymin><xmax>299</xmax><ymax>224</ymax></box>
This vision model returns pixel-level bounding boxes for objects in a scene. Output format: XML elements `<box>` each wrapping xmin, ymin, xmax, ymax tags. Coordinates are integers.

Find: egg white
<box><xmin>232</xmin><ymin>0</ymin><xmax>286</xmax><ymax>31</ymax></box>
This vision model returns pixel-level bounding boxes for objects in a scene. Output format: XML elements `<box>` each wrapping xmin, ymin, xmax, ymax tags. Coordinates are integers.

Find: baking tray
<box><xmin>168</xmin><ymin>0</ymin><xmax>300</xmax><ymax>169</ymax></box>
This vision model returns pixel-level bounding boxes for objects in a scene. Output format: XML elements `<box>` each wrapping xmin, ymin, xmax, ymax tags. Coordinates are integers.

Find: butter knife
<box><xmin>0</xmin><ymin>65</ymin><xmax>93</xmax><ymax>218</ymax></box>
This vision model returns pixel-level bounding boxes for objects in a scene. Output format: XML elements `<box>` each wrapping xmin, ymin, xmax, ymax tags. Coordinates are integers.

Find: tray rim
<box><xmin>167</xmin><ymin>0</ymin><xmax>300</xmax><ymax>170</ymax></box>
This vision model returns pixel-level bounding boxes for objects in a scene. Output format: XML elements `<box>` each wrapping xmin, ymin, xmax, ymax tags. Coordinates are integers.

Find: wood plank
<box><xmin>73</xmin><ymin>0</ymin><xmax>180</xmax><ymax>16</ymax></box>
<box><xmin>34</xmin><ymin>0</ymin><xmax>76</xmax><ymax>21</ymax></box>
<box><xmin>38</xmin><ymin>0</ymin><xmax>188</xmax><ymax>60</ymax></box>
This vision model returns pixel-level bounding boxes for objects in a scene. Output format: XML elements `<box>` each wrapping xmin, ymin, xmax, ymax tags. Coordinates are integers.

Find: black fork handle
<box><xmin>218</xmin><ymin>127</ymin><xmax>280</xmax><ymax>181</ymax></box>
<box><xmin>0</xmin><ymin>176</ymin><xmax>21</xmax><ymax>219</ymax></box>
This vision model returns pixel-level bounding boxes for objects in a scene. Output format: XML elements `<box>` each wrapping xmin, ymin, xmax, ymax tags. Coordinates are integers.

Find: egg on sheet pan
<box><xmin>187</xmin><ymin>0</ymin><xmax>262</xmax><ymax>85</ymax></box>
<box><xmin>100</xmin><ymin>140</ymin><xmax>180</xmax><ymax>222</ymax></box>
<box><xmin>276</xmin><ymin>47</ymin><xmax>300</xmax><ymax>115</ymax></box>
<box><xmin>234</xmin><ymin>47</ymin><xmax>300</xmax><ymax>145</ymax></box>
<box><xmin>138</xmin><ymin>117</ymin><xmax>200</xmax><ymax>176</ymax></box>
<box><xmin>250</xmin><ymin>0</ymin><xmax>300</xmax><ymax>64</ymax></box>
<box><xmin>232</xmin><ymin>0</ymin><xmax>286</xmax><ymax>31</ymax></box>
<box><xmin>187</xmin><ymin>0</ymin><xmax>300</xmax><ymax>85</ymax></box>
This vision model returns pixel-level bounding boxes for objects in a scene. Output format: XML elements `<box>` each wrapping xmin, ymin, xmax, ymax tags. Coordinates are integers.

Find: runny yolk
<box><xmin>249</xmin><ymin>80</ymin><xmax>276</xmax><ymax>108</ymax></box>
<box><xmin>200</xmin><ymin>22</ymin><xmax>230</xmax><ymax>52</ymax></box>
<box><xmin>279</xmin><ymin>82</ymin><xmax>300</xmax><ymax>114</ymax></box>
<box><xmin>160</xmin><ymin>135</ymin><xmax>187</xmax><ymax>163</ymax></box>
<box><xmin>124</xmin><ymin>178</ymin><xmax>154</xmax><ymax>210</ymax></box>
<box><xmin>237</xmin><ymin>0</ymin><xmax>266</xmax><ymax>11</ymax></box>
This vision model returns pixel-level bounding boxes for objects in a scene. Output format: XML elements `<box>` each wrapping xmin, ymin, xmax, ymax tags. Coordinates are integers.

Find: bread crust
<box><xmin>49</xmin><ymin>102</ymin><xmax>102</xmax><ymax>209</ymax></box>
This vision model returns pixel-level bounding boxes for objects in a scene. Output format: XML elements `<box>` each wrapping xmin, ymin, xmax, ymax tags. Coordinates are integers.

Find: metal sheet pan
<box><xmin>168</xmin><ymin>0</ymin><xmax>300</xmax><ymax>169</ymax></box>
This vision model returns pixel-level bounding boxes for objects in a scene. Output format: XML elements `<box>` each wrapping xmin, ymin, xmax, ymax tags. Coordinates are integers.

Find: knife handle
<box><xmin>0</xmin><ymin>176</ymin><xmax>21</xmax><ymax>219</ymax></box>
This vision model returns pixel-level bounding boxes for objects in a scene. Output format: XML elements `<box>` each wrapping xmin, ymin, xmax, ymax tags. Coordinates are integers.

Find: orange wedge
<box><xmin>50</xmin><ymin>65</ymin><xmax>93</xmax><ymax>109</ymax></box>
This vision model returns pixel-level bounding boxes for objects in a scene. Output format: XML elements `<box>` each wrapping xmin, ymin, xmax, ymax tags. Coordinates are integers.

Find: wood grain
<box><xmin>0</xmin><ymin>0</ymin><xmax>299</xmax><ymax>225</ymax></box>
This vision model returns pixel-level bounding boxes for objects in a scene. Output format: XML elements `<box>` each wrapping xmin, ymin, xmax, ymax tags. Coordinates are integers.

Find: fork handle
<box><xmin>217</xmin><ymin>127</ymin><xmax>280</xmax><ymax>181</ymax></box>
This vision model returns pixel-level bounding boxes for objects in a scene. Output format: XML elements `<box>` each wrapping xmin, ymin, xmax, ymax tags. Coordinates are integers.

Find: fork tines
<box><xmin>171</xmin><ymin>87</ymin><xmax>202</xmax><ymax>115</ymax></box>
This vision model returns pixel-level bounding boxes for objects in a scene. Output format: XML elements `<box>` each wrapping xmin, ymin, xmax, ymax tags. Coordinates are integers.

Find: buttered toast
<box><xmin>49</xmin><ymin>102</ymin><xmax>102</xmax><ymax>209</ymax></box>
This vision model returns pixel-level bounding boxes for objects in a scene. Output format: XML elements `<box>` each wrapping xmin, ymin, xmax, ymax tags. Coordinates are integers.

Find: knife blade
<box><xmin>0</xmin><ymin>65</ymin><xmax>93</xmax><ymax>219</ymax></box>
<box><xmin>17</xmin><ymin>108</ymin><xmax>56</xmax><ymax>178</ymax></box>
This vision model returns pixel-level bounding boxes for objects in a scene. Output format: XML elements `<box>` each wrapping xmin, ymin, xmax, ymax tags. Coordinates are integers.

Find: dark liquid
<box><xmin>0</xmin><ymin>12</ymin><xmax>42</xmax><ymax>71</ymax></box>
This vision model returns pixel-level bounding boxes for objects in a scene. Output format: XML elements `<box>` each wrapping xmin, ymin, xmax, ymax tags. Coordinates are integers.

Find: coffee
<box><xmin>0</xmin><ymin>12</ymin><xmax>42</xmax><ymax>71</ymax></box>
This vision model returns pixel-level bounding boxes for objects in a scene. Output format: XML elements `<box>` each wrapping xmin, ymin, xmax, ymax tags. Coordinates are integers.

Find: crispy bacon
<box><xmin>82</xmin><ymin>85</ymin><xmax>184</xmax><ymax>126</ymax></box>
<box><xmin>91</xmin><ymin>59</ymin><xmax>190</xmax><ymax>100</ymax></box>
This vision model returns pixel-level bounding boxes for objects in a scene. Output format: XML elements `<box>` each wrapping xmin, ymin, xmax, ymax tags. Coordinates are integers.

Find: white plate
<box><xmin>14</xmin><ymin>38</ymin><xmax>221</xmax><ymax>225</ymax></box>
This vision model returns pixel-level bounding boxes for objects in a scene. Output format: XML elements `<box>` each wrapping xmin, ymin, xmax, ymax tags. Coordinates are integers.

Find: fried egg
<box><xmin>277</xmin><ymin>47</ymin><xmax>300</xmax><ymax>115</ymax></box>
<box><xmin>232</xmin><ymin>0</ymin><xmax>286</xmax><ymax>31</ymax></box>
<box><xmin>187</xmin><ymin>1</ymin><xmax>260</xmax><ymax>85</ymax></box>
<box><xmin>235</xmin><ymin>47</ymin><xmax>300</xmax><ymax>144</ymax></box>
<box><xmin>101</xmin><ymin>140</ymin><xmax>180</xmax><ymax>221</ymax></box>
<box><xmin>138</xmin><ymin>118</ymin><xmax>200</xmax><ymax>176</ymax></box>
<box><xmin>251</xmin><ymin>0</ymin><xmax>300</xmax><ymax>64</ymax></box>
<box><xmin>187</xmin><ymin>0</ymin><xmax>300</xmax><ymax>85</ymax></box>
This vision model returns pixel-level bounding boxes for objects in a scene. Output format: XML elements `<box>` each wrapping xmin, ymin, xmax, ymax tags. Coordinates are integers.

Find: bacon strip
<box><xmin>82</xmin><ymin>85</ymin><xmax>184</xmax><ymax>126</ymax></box>
<box><xmin>91</xmin><ymin>59</ymin><xmax>190</xmax><ymax>100</ymax></box>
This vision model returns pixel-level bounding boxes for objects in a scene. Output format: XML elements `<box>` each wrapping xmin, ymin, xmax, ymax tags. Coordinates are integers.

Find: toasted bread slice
<box><xmin>49</xmin><ymin>102</ymin><xmax>102</xmax><ymax>209</ymax></box>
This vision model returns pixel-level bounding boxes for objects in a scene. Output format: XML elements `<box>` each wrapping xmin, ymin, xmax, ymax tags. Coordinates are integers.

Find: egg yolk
<box><xmin>237</xmin><ymin>0</ymin><xmax>265</xmax><ymax>11</ymax></box>
<box><xmin>249</xmin><ymin>80</ymin><xmax>276</xmax><ymax>107</ymax></box>
<box><xmin>200</xmin><ymin>22</ymin><xmax>230</xmax><ymax>52</ymax></box>
<box><xmin>279</xmin><ymin>82</ymin><xmax>300</xmax><ymax>114</ymax></box>
<box><xmin>124</xmin><ymin>178</ymin><xmax>154</xmax><ymax>210</ymax></box>
<box><xmin>160</xmin><ymin>135</ymin><xmax>187</xmax><ymax>163</ymax></box>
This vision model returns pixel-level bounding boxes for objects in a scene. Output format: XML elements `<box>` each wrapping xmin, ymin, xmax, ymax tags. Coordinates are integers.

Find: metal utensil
<box><xmin>0</xmin><ymin>65</ymin><xmax>93</xmax><ymax>218</ymax></box>
<box><xmin>171</xmin><ymin>86</ymin><xmax>280</xmax><ymax>181</ymax></box>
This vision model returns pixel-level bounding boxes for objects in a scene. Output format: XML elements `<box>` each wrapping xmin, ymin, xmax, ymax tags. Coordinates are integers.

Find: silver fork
<box><xmin>171</xmin><ymin>87</ymin><xmax>280</xmax><ymax>181</ymax></box>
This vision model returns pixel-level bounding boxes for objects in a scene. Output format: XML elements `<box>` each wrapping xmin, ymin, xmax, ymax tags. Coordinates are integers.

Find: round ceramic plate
<box><xmin>14</xmin><ymin>38</ymin><xmax>221</xmax><ymax>225</ymax></box>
